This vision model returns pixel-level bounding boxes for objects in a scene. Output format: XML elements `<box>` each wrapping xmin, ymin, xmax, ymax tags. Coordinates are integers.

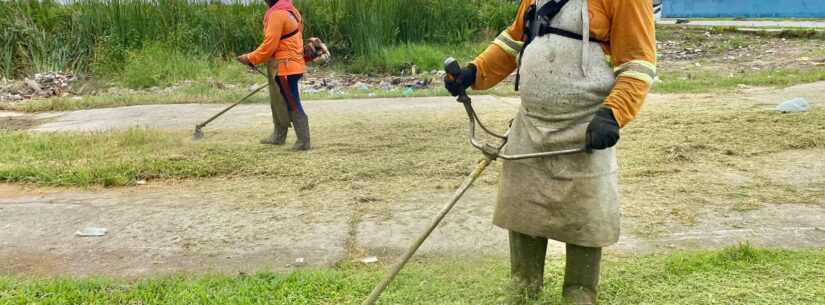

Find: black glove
<box><xmin>444</xmin><ymin>63</ymin><xmax>477</xmax><ymax>97</ymax></box>
<box><xmin>586</xmin><ymin>107</ymin><xmax>621</xmax><ymax>150</ymax></box>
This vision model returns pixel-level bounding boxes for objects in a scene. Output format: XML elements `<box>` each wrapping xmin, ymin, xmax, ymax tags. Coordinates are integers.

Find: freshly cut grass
<box><xmin>0</xmin><ymin>113</ymin><xmax>489</xmax><ymax>187</ymax></box>
<box><xmin>1</xmin><ymin>98</ymin><xmax>824</xmax><ymax>197</ymax></box>
<box><xmin>2</xmin><ymin>96</ymin><xmax>824</xmax><ymax>232</ymax></box>
<box><xmin>1</xmin><ymin>246</ymin><xmax>823</xmax><ymax>305</ymax></box>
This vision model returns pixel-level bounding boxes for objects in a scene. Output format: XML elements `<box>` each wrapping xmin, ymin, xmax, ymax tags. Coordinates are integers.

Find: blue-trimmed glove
<box><xmin>444</xmin><ymin>63</ymin><xmax>477</xmax><ymax>97</ymax></box>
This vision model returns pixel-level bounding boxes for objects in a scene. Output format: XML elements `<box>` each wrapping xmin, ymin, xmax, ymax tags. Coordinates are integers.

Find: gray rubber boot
<box><xmin>562</xmin><ymin>244</ymin><xmax>602</xmax><ymax>305</ymax></box>
<box><xmin>509</xmin><ymin>230</ymin><xmax>548</xmax><ymax>303</ymax></box>
<box><xmin>260</xmin><ymin>126</ymin><xmax>288</xmax><ymax>145</ymax></box>
<box><xmin>291</xmin><ymin>111</ymin><xmax>311</xmax><ymax>151</ymax></box>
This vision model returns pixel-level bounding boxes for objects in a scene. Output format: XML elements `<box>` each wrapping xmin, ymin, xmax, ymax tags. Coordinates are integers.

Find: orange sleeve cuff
<box><xmin>603</xmin><ymin>76</ymin><xmax>650</xmax><ymax>128</ymax></box>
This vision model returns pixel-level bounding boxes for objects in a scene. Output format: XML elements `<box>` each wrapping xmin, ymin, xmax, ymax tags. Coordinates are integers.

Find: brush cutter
<box><xmin>192</xmin><ymin>65</ymin><xmax>268</xmax><ymax>140</ymax></box>
<box><xmin>360</xmin><ymin>58</ymin><xmax>586</xmax><ymax>305</ymax></box>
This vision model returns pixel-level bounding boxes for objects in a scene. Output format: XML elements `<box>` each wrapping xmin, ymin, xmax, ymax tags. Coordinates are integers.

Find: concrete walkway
<box><xmin>9</xmin><ymin>81</ymin><xmax>825</xmax><ymax>134</ymax></box>
<box><xmin>659</xmin><ymin>19</ymin><xmax>825</xmax><ymax>28</ymax></box>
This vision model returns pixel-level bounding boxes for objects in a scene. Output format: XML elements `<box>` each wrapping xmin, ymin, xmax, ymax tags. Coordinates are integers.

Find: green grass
<box><xmin>1</xmin><ymin>246</ymin><xmax>823</xmax><ymax>304</ymax></box>
<box><xmin>348</xmin><ymin>41</ymin><xmax>490</xmax><ymax>74</ymax></box>
<box><xmin>0</xmin><ymin>114</ymin><xmax>487</xmax><ymax>187</ymax></box>
<box><xmin>654</xmin><ymin>68</ymin><xmax>825</xmax><ymax>93</ymax></box>
<box><xmin>656</xmin><ymin>24</ymin><xmax>825</xmax><ymax>47</ymax></box>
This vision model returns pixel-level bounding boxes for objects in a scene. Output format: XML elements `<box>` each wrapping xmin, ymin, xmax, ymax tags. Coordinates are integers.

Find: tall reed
<box><xmin>0</xmin><ymin>0</ymin><xmax>517</xmax><ymax>78</ymax></box>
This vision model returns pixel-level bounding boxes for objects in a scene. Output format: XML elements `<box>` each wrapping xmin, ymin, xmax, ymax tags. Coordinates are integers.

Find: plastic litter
<box><xmin>776</xmin><ymin>97</ymin><xmax>810</xmax><ymax>113</ymax></box>
<box><xmin>360</xmin><ymin>256</ymin><xmax>379</xmax><ymax>264</ymax></box>
<box><xmin>75</xmin><ymin>227</ymin><xmax>108</xmax><ymax>237</ymax></box>
<box><xmin>403</xmin><ymin>87</ymin><xmax>415</xmax><ymax>97</ymax></box>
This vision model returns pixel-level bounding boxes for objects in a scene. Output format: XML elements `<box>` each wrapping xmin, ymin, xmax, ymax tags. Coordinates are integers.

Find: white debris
<box><xmin>776</xmin><ymin>97</ymin><xmax>810</xmax><ymax>113</ymax></box>
<box><xmin>360</xmin><ymin>256</ymin><xmax>379</xmax><ymax>264</ymax></box>
<box><xmin>249</xmin><ymin>84</ymin><xmax>264</xmax><ymax>92</ymax></box>
<box><xmin>1</xmin><ymin>72</ymin><xmax>77</xmax><ymax>102</ymax></box>
<box><xmin>75</xmin><ymin>227</ymin><xmax>108</xmax><ymax>237</ymax></box>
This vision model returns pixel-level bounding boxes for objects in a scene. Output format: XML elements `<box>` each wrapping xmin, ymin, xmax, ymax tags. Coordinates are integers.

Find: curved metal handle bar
<box><xmin>499</xmin><ymin>147</ymin><xmax>586</xmax><ymax>160</ymax></box>
<box><xmin>459</xmin><ymin>95</ymin><xmax>586</xmax><ymax>160</ymax></box>
<box><xmin>468</xmin><ymin>106</ymin><xmax>507</xmax><ymax>140</ymax></box>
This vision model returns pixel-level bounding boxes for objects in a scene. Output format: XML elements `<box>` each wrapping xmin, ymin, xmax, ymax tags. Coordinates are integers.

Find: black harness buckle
<box><xmin>515</xmin><ymin>0</ymin><xmax>604</xmax><ymax>91</ymax></box>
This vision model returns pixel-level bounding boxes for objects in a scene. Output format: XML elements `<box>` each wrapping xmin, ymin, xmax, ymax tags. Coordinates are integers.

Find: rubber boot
<box><xmin>261</xmin><ymin>79</ymin><xmax>289</xmax><ymax>145</ymax></box>
<box><xmin>290</xmin><ymin>111</ymin><xmax>311</xmax><ymax>151</ymax></box>
<box><xmin>562</xmin><ymin>244</ymin><xmax>602</xmax><ymax>305</ymax></box>
<box><xmin>260</xmin><ymin>126</ymin><xmax>288</xmax><ymax>145</ymax></box>
<box><xmin>509</xmin><ymin>230</ymin><xmax>548</xmax><ymax>303</ymax></box>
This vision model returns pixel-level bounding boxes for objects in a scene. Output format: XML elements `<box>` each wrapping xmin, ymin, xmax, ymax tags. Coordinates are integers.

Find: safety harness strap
<box><xmin>515</xmin><ymin>0</ymin><xmax>604</xmax><ymax>91</ymax></box>
<box><xmin>536</xmin><ymin>25</ymin><xmax>606</xmax><ymax>45</ymax></box>
<box><xmin>280</xmin><ymin>10</ymin><xmax>302</xmax><ymax>41</ymax></box>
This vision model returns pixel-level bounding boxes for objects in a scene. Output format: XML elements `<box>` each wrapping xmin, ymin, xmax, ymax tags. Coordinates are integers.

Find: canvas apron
<box><xmin>493</xmin><ymin>0</ymin><xmax>620</xmax><ymax>248</ymax></box>
<box><xmin>266</xmin><ymin>59</ymin><xmax>292</xmax><ymax>129</ymax></box>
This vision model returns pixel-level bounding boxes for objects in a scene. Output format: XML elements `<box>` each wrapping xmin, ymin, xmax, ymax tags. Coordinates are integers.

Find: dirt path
<box><xmin>2</xmin><ymin>178</ymin><xmax>824</xmax><ymax>278</ymax></box>
<box><xmin>2</xmin><ymin>179</ymin><xmax>824</xmax><ymax>279</ymax></box>
<box><xmin>4</xmin><ymin>82</ymin><xmax>822</xmax><ymax>133</ymax></box>
<box><xmin>2</xmin><ymin>83</ymin><xmax>825</xmax><ymax>278</ymax></box>
<box><xmin>19</xmin><ymin>96</ymin><xmax>518</xmax><ymax>132</ymax></box>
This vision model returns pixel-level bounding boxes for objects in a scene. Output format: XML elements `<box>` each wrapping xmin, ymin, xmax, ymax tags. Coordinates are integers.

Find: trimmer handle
<box><xmin>443</xmin><ymin>57</ymin><xmax>471</xmax><ymax>103</ymax></box>
<box><xmin>444</xmin><ymin>57</ymin><xmax>462</xmax><ymax>81</ymax></box>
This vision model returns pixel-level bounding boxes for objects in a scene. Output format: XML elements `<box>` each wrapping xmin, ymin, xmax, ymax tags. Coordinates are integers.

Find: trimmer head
<box><xmin>192</xmin><ymin>126</ymin><xmax>205</xmax><ymax>140</ymax></box>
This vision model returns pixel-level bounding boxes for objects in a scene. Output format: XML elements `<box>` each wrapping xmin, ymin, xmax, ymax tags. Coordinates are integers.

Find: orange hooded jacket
<box><xmin>246</xmin><ymin>1</ymin><xmax>306</xmax><ymax>76</ymax></box>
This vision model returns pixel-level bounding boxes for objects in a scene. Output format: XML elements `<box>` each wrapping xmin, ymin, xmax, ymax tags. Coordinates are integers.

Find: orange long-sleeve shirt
<box><xmin>246</xmin><ymin>9</ymin><xmax>306</xmax><ymax>76</ymax></box>
<box><xmin>472</xmin><ymin>0</ymin><xmax>657</xmax><ymax>127</ymax></box>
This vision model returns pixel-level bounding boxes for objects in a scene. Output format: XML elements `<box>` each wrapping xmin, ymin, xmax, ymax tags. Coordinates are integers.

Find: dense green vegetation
<box><xmin>2</xmin><ymin>246</ymin><xmax>824</xmax><ymax>304</ymax></box>
<box><xmin>0</xmin><ymin>0</ymin><xmax>517</xmax><ymax>81</ymax></box>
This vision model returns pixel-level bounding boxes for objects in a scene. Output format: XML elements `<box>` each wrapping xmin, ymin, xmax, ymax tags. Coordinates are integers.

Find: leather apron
<box><xmin>493</xmin><ymin>0</ymin><xmax>620</xmax><ymax>247</ymax></box>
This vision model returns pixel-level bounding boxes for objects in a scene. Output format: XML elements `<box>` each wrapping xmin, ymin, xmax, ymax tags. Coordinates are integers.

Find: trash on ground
<box><xmin>301</xmin><ymin>73</ymin><xmax>434</xmax><ymax>96</ymax></box>
<box><xmin>1</xmin><ymin>72</ymin><xmax>77</xmax><ymax>102</ymax></box>
<box><xmin>75</xmin><ymin>227</ymin><xmax>108</xmax><ymax>237</ymax></box>
<box><xmin>776</xmin><ymin>97</ymin><xmax>810</xmax><ymax>113</ymax></box>
<box><xmin>360</xmin><ymin>256</ymin><xmax>379</xmax><ymax>264</ymax></box>
<box><xmin>403</xmin><ymin>87</ymin><xmax>415</xmax><ymax>97</ymax></box>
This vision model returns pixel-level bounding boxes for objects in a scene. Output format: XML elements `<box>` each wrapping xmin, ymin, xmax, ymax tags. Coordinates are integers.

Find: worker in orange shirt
<box><xmin>445</xmin><ymin>0</ymin><xmax>656</xmax><ymax>304</ymax></box>
<box><xmin>237</xmin><ymin>0</ymin><xmax>311</xmax><ymax>150</ymax></box>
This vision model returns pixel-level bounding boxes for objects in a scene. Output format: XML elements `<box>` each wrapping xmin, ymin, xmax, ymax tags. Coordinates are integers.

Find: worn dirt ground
<box><xmin>2</xmin><ymin>83</ymin><xmax>825</xmax><ymax>278</ymax></box>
